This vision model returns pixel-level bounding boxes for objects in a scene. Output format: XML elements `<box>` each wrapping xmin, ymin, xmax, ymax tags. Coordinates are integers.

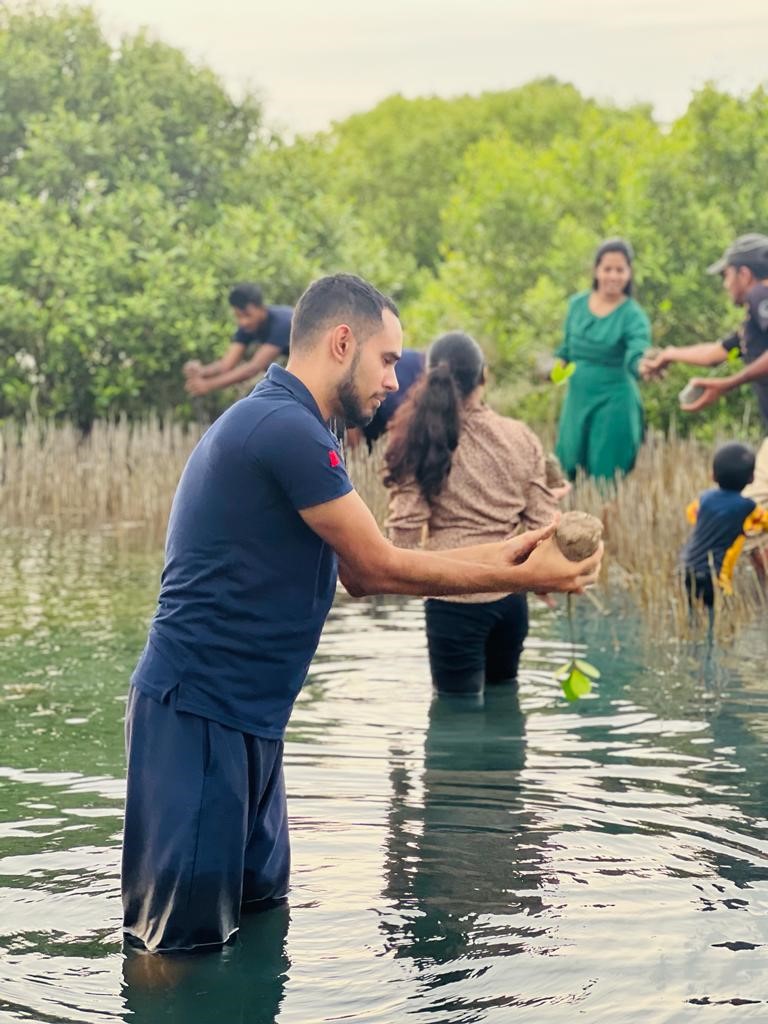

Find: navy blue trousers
<box><xmin>424</xmin><ymin>593</ymin><xmax>529</xmax><ymax>696</ymax></box>
<box><xmin>122</xmin><ymin>687</ymin><xmax>290</xmax><ymax>953</ymax></box>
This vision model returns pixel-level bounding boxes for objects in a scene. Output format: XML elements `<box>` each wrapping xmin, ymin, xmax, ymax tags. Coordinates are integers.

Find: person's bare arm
<box><xmin>183</xmin><ymin>342</ymin><xmax>246</xmax><ymax>380</ymax></box>
<box><xmin>641</xmin><ymin>341</ymin><xmax>728</xmax><ymax>377</ymax></box>
<box><xmin>712</xmin><ymin>347</ymin><xmax>768</xmax><ymax>388</ymax></box>
<box><xmin>299</xmin><ymin>490</ymin><xmax>601</xmax><ymax>598</ymax></box>
<box><xmin>683</xmin><ymin>347</ymin><xmax>768</xmax><ymax>412</ymax></box>
<box><xmin>185</xmin><ymin>344</ymin><xmax>282</xmax><ymax>396</ymax></box>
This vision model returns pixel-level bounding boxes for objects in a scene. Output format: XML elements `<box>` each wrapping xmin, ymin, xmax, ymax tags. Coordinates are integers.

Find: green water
<box><xmin>1</xmin><ymin>528</ymin><xmax>768</xmax><ymax>1023</ymax></box>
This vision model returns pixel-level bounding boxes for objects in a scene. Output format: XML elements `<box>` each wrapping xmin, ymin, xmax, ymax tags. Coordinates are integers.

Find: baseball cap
<box><xmin>706</xmin><ymin>233</ymin><xmax>768</xmax><ymax>276</ymax></box>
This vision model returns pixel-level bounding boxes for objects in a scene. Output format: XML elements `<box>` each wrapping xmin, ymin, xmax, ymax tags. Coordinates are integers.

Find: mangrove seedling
<box><xmin>549</xmin><ymin>511</ymin><xmax>604</xmax><ymax>701</ymax></box>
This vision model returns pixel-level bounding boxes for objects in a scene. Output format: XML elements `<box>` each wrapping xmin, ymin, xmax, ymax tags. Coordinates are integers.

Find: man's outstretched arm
<box><xmin>185</xmin><ymin>344</ymin><xmax>283</xmax><ymax>396</ymax></box>
<box><xmin>640</xmin><ymin>341</ymin><xmax>728</xmax><ymax>378</ymax></box>
<box><xmin>183</xmin><ymin>342</ymin><xmax>246</xmax><ymax>380</ymax></box>
<box><xmin>682</xmin><ymin>347</ymin><xmax>768</xmax><ymax>412</ymax></box>
<box><xmin>300</xmin><ymin>490</ymin><xmax>601</xmax><ymax>598</ymax></box>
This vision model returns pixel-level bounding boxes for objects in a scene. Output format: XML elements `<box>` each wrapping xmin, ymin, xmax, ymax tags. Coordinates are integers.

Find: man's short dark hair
<box><xmin>228</xmin><ymin>283</ymin><xmax>264</xmax><ymax>309</ymax></box>
<box><xmin>713</xmin><ymin>442</ymin><xmax>755</xmax><ymax>492</ymax></box>
<box><xmin>291</xmin><ymin>274</ymin><xmax>399</xmax><ymax>350</ymax></box>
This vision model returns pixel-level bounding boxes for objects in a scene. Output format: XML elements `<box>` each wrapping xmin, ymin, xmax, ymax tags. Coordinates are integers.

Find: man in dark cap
<box><xmin>642</xmin><ymin>232</ymin><xmax>768</xmax><ymax>581</ymax></box>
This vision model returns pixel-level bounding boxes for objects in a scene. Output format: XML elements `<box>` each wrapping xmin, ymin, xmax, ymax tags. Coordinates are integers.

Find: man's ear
<box><xmin>329</xmin><ymin>324</ymin><xmax>355</xmax><ymax>364</ymax></box>
<box><xmin>739</xmin><ymin>265</ymin><xmax>756</xmax><ymax>289</ymax></box>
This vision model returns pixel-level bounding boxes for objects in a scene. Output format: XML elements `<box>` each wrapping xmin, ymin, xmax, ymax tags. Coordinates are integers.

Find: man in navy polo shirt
<box><xmin>183</xmin><ymin>282</ymin><xmax>293</xmax><ymax>397</ymax></box>
<box><xmin>123</xmin><ymin>274</ymin><xmax>603</xmax><ymax>954</ymax></box>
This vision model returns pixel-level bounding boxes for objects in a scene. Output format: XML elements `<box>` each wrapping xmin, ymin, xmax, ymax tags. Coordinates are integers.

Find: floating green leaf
<box><xmin>727</xmin><ymin>346</ymin><xmax>741</xmax><ymax>363</ymax></box>
<box><xmin>550</xmin><ymin>361</ymin><xmax>575</xmax><ymax>385</ymax></box>
<box><xmin>574</xmin><ymin>659</ymin><xmax>600</xmax><ymax>679</ymax></box>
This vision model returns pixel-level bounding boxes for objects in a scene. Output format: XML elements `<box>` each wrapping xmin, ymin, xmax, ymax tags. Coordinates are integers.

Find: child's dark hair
<box><xmin>384</xmin><ymin>331</ymin><xmax>485</xmax><ymax>501</ymax></box>
<box><xmin>713</xmin><ymin>442</ymin><xmax>755</xmax><ymax>492</ymax></box>
<box><xmin>228</xmin><ymin>282</ymin><xmax>264</xmax><ymax>309</ymax></box>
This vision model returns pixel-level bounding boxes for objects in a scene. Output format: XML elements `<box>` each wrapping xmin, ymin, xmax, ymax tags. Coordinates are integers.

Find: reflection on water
<box><xmin>122</xmin><ymin>904</ymin><xmax>290</xmax><ymax>1024</ymax></box>
<box><xmin>1</xmin><ymin>529</ymin><xmax>768</xmax><ymax>1022</ymax></box>
<box><xmin>381</xmin><ymin>687</ymin><xmax>555</xmax><ymax>1017</ymax></box>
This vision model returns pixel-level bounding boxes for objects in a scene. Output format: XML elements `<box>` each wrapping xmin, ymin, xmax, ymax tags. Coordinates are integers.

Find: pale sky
<box><xmin>91</xmin><ymin>0</ymin><xmax>768</xmax><ymax>133</ymax></box>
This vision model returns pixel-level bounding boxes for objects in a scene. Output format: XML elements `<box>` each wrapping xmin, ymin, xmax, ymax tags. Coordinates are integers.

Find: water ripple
<box><xmin>1</xmin><ymin>533</ymin><xmax>768</xmax><ymax>1022</ymax></box>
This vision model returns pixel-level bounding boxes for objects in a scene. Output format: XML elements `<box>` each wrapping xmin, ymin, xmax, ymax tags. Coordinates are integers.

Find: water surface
<box><xmin>1</xmin><ymin>529</ymin><xmax>768</xmax><ymax>1023</ymax></box>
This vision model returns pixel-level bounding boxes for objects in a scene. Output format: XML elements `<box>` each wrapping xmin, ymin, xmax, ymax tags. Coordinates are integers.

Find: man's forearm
<box><xmin>718</xmin><ymin>349</ymin><xmax>768</xmax><ymax>389</ymax></box>
<box><xmin>203</xmin><ymin>361</ymin><xmax>265</xmax><ymax>391</ymax></box>
<box><xmin>664</xmin><ymin>342</ymin><xmax>727</xmax><ymax>367</ymax></box>
<box><xmin>199</xmin><ymin>358</ymin><xmax>229</xmax><ymax>377</ymax></box>
<box><xmin>391</xmin><ymin>534</ymin><xmax>529</xmax><ymax>565</ymax></box>
<box><xmin>348</xmin><ymin>541</ymin><xmax>529</xmax><ymax>597</ymax></box>
<box><xmin>306</xmin><ymin>492</ymin><xmax>596</xmax><ymax>600</ymax></box>
<box><xmin>211</xmin><ymin>346</ymin><xmax>282</xmax><ymax>388</ymax></box>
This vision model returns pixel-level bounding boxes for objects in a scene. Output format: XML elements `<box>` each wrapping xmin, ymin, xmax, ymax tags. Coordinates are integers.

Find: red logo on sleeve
<box><xmin>328</xmin><ymin>450</ymin><xmax>340</xmax><ymax>468</ymax></box>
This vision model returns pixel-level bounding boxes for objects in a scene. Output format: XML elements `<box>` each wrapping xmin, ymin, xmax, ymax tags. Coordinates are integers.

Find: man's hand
<box><xmin>183</xmin><ymin>359</ymin><xmax>203</xmax><ymax>378</ymax></box>
<box><xmin>639</xmin><ymin>347</ymin><xmax>670</xmax><ymax>380</ymax></box>
<box><xmin>514</xmin><ymin>534</ymin><xmax>604</xmax><ymax>594</ymax></box>
<box><xmin>680</xmin><ymin>376</ymin><xmax>730</xmax><ymax>412</ymax></box>
<box><xmin>502</xmin><ymin>519</ymin><xmax>602</xmax><ymax>594</ymax></box>
<box><xmin>185</xmin><ymin>374</ymin><xmax>212</xmax><ymax>397</ymax></box>
<box><xmin>503</xmin><ymin>520</ymin><xmax>558</xmax><ymax>565</ymax></box>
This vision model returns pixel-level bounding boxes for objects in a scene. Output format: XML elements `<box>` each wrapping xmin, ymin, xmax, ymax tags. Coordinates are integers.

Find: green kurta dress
<box><xmin>554</xmin><ymin>290</ymin><xmax>651</xmax><ymax>481</ymax></box>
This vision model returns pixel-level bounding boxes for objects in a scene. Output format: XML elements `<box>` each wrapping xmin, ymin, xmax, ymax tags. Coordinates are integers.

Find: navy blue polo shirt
<box><xmin>131</xmin><ymin>364</ymin><xmax>353</xmax><ymax>738</ymax></box>
<box><xmin>233</xmin><ymin>305</ymin><xmax>293</xmax><ymax>356</ymax></box>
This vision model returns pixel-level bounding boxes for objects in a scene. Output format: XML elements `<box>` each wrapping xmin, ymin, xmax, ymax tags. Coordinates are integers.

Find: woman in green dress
<box><xmin>554</xmin><ymin>239</ymin><xmax>651</xmax><ymax>482</ymax></box>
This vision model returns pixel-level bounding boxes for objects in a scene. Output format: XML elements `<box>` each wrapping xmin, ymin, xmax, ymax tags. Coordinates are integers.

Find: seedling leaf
<box><xmin>574</xmin><ymin>659</ymin><xmax>600</xmax><ymax>679</ymax></box>
<box><xmin>568</xmin><ymin>667</ymin><xmax>593</xmax><ymax>697</ymax></box>
<box><xmin>550</xmin><ymin>361</ymin><xmax>575</xmax><ymax>385</ymax></box>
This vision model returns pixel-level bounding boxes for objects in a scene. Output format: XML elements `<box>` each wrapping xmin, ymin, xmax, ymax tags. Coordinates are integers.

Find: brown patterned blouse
<box><xmin>385</xmin><ymin>404</ymin><xmax>557</xmax><ymax>602</ymax></box>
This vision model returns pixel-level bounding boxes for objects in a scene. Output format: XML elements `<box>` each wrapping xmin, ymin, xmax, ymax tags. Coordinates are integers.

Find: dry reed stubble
<box><xmin>2</xmin><ymin>421</ymin><xmax>765</xmax><ymax>638</ymax></box>
<box><xmin>0</xmin><ymin>417</ymin><xmax>203</xmax><ymax>544</ymax></box>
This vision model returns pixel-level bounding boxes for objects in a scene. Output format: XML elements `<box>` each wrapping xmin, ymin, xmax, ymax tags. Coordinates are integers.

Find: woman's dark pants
<box><xmin>424</xmin><ymin>593</ymin><xmax>529</xmax><ymax>696</ymax></box>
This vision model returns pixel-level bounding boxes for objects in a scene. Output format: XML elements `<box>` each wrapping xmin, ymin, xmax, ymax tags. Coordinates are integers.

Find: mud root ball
<box><xmin>554</xmin><ymin>511</ymin><xmax>603</xmax><ymax>561</ymax></box>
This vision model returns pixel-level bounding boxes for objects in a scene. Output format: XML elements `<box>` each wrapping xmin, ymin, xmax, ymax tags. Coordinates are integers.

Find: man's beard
<box><xmin>337</xmin><ymin>355</ymin><xmax>374</xmax><ymax>428</ymax></box>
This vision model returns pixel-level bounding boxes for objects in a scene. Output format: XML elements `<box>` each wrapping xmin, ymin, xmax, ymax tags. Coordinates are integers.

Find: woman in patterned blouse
<box><xmin>383</xmin><ymin>332</ymin><xmax>558</xmax><ymax>697</ymax></box>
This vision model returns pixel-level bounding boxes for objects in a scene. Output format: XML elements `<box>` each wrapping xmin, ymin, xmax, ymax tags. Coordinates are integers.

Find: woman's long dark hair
<box><xmin>384</xmin><ymin>332</ymin><xmax>485</xmax><ymax>502</ymax></box>
<box><xmin>592</xmin><ymin>237</ymin><xmax>634</xmax><ymax>296</ymax></box>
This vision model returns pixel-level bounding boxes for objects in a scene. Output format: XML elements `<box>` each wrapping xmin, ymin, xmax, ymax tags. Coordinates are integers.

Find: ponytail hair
<box><xmin>384</xmin><ymin>331</ymin><xmax>485</xmax><ymax>502</ymax></box>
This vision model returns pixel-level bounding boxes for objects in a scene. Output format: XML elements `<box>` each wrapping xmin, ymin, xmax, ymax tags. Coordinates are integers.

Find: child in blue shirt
<box><xmin>681</xmin><ymin>442</ymin><xmax>768</xmax><ymax>607</ymax></box>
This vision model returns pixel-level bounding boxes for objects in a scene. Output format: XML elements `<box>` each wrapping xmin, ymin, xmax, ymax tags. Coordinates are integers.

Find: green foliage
<box><xmin>322</xmin><ymin>80</ymin><xmax>648</xmax><ymax>270</ymax></box>
<box><xmin>0</xmin><ymin>5</ymin><xmax>413</xmax><ymax>425</ymax></box>
<box><xmin>0</xmin><ymin>6</ymin><xmax>766</xmax><ymax>440</ymax></box>
<box><xmin>400</xmin><ymin>88</ymin><xmax>767</xmax><ymax>440</ymax></box>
